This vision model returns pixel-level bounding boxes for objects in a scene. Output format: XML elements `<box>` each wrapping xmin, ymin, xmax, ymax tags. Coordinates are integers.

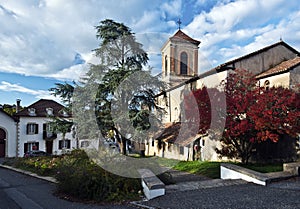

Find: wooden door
<box><xmin>46</xmin><ymin>140</ymin><xmax>53</xmax><ymax>154</ymax></box>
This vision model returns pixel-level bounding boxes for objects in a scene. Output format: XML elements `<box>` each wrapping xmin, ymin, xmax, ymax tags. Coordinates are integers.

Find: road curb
<box><xmin>0</xmin><ymin>164</ymin><xmax>58</xmax><ymax>184</ymax></box>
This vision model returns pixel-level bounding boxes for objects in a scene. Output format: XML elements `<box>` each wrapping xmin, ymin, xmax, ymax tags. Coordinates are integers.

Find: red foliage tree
<box><xmin>216</xmin><ymin>69</ymin><xmax>300</xmax><ymax>164</ymax></box>
<box><xmin>249</xmin><ymin>86</ymin><xmax>300</xmax><ymax>143</ymax></box>
<box><xmin>183</xmin><ymin>86</ymin><xmax>211</xmax><ymax>135</ymax></box>
<box><xmin>216</xmin><ymin>69</ymin><xmax>259</xmax><ymax>163</ymax></box>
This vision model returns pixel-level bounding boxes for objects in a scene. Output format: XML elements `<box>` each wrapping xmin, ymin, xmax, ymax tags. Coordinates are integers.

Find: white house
<box><xmin>0</xmin><ymin>99</ymin><xmax>76</xmax><ymax>157</ymax></box>
<box><xmin>0</xmin><ymin>108</ymin><xmax>17</xmax><ymax>157</ymax></box>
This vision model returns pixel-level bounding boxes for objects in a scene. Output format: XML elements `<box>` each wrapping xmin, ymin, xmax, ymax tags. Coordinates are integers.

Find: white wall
<box><xmin>259</xmin><ymin>72</ymin><xmax>290</xmax><ymax>88</ymax></box>
<box><xmin>0</xmin><ymin>112</ymin><xmax>17</xmax><ymax>157</ymax></box>
<box><xmin>18</xmin><ymin>117</ymin><xmax>75</xmax><ymax>157</ymax></box>
<box><xmin>196</xmin><ymin>70</ymin><xmax>228</xmax><ymax>89</ymax></box>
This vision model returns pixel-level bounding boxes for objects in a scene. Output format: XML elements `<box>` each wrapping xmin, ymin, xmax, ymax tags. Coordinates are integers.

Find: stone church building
<box><xmin>145</xmin><ymin>29</ymin><xmax>300</xmax><ymax>161</ymax></box>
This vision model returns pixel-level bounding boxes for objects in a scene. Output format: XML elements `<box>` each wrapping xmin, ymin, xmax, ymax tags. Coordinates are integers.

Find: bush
<box><xmin>4</xmin><ymin>150</ymin><xmax>142</xmax><ymax>202</ymax></box>
<box><xmin>54</xmin><ymin>150</ymin><xmax>141</xmax><ymax>202</ymax></box>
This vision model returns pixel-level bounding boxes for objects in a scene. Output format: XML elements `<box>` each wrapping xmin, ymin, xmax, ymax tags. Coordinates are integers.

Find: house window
<box><xmin>80</xmin><ymin>140</ymin><xmax>90</xmax><ymax>148</ymax></box>
<box><xmin>28</xmin><ymin>108</ymin><xmax>36</xmax><ymax>116</ymax></box>
<box><xmin>59</xmin><ymin>139</ymin><xmax>71</xmax><ymax>149</ymax></box>
<box><xmin>46</xmin><ymin>108</ymin><xmax>53</xmax><ymax>116</ymax></box>
<box><xmin>43</xmin><ymin>123</ymin><xmax>57</xmax><ymax>139</ymax></box>
<box><xmin>180</xmin><ymin>52</ymin><xmax>188</xmax><ymax>75</ymax></box>
<box><xmin>264</xmin><ymin>80</ymin><xmax>270</xmax><ymax>90</ymax></box>
<box><xmin>26</xmin><ymin>123</ymin><xmax>38</xmax><ymax>135</ymax></box>
<box><xmin>24</xmin><ymin>142</ymin><xmax>39</xmax><ymax>153</ymax></box>
<box><xmin>179</xmin><ymin>146</ymin><xmax>184</xmax><ymax>155</ymax></box>
<box><xmin>151</xmin><ymin>139</ymin><xmax>155</xmax><ymax>147</ymax></box>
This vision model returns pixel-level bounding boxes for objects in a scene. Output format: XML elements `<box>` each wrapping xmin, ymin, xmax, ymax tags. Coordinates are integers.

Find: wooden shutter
<box><xmin>43</xmin><ymin>124</ymin><xmax>46</xmax><ymax>139</ymax></box>
<box><xmin>59</xmin><ymin>140</ymin><xmax>62</xmax><ymax>149</ymax></box>
<box><xmin>26</xmin><ymin>124</ymin><xmax>30</xmax><ymax>135</ymax></box>
<box><xmin>66</xmin><ymin>140</ymin><xmax>71</xmax><ymax>149</ymax></box>
<box><xmin>34</xmin><ymin>124</ymin><xmax>38</xmax><ymax>134</ymax></box>
<box><xmin>24</xmin><ymin>143</ymin><xmax>28</xmax><ymax>153</ymax></box>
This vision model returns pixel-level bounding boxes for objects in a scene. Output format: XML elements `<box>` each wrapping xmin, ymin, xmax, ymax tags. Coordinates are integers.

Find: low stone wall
<box><xmin>283</xmin><ymin>162</ymin><xmax>300</xmax><ymax>176</ymax></box>
<box><xmin>220</xmin><ymin>162</ymin><xmax>299</xmax><ymax>186</ymax></box>
<box><xmin>220</xmin><ymin>163</ymin><xmax>268</xmax><ymax>186</ymax></box>
<box><xmin>138</xmin><ymin>169</ymin><xmax>165</xmax><ymax>200</ymax></box>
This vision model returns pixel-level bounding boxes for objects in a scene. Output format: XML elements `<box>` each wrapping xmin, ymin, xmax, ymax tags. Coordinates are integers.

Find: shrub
<box><xmin>4</xmin><ymin>150</ymin><xmax>142</xmax><ymax>202</ymax></box>
<box><xmin>54</xmin><ymin>149</ymin><xmax>141</xmax><ymax>202</ymax></box>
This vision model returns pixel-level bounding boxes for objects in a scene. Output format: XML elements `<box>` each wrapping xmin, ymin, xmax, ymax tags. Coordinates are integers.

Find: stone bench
<box><xmin>283</xmin><ymin>162</ymin><xmax>300</xmax><ymax>176</ymax></box>
<box><xmin>138</xmin><ymin>169</ymin><xmax>165</xmax><ymax>200</ymax></box>
<box><xmin>220</xmin><ymin>163</ymin><xmax>297</xmax><ymax>186</ymax></box>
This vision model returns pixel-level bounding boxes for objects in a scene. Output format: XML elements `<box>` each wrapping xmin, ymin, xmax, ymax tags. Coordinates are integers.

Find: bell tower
<box><xmin>161</xmin><ymin>28</ymin><xmax>200</xmax><ymax>86</ymax></box>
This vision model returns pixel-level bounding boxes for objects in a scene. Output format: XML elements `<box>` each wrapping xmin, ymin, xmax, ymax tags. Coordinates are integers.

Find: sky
<box><xmin>1</xmin><ymin>0</ymin><xmax>300</xmax><ymax>106</ymax></box>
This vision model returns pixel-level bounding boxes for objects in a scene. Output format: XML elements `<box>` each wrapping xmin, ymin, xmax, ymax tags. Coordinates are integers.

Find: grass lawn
<box><xmin>166</xmin><ymin>160</ymin><xmax>284</xmax><ymax>179</ymax></box>
<box><xmin>173</xmin><ymin>161</ymin><xmax>221</xmax><ymax>179</ymax></box>
<box><xmin>238</xmin><ymin>163</ymin><xmax>283</xmax><ymax>173</ymax></box>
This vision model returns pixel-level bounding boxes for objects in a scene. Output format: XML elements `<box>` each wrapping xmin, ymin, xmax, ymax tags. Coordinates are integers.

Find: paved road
<box><xmin>139</xmin><ymin>178</ymin><xmax>300</xmax><ymax>209</ymax></box>
<box><xmin>0</xmin><ymin>167</ymin><xmax>135</xmax><ymax>209</ymax></box>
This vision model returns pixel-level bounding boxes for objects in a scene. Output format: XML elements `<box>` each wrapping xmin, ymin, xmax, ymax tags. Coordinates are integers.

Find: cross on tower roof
<box><xmin>177</xmin><ymin>18</ymin><xmax>182</xmax><ymax>30</ymax></box>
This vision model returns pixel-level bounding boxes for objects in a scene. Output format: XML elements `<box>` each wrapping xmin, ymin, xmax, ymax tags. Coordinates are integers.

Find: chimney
<box><xmin>16</xmin><ymin>99</ymin><xmax>21</xmax><ymax>113</ymax></box>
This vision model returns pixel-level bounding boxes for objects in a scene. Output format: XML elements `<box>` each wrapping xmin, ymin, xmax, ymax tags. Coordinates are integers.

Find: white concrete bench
<box><xmin>138</xmin><ymin>169</ymin><xmax>165</xmax><ymax>200</ymax></box>
<box><xmin>220</xmin><ymin>163</ymin><xmax>297</xmax><ymax>186</ymax></box>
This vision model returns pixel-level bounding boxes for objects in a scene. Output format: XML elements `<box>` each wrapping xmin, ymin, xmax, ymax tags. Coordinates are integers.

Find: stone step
<box><xmin>166</xmin><ymin>179</ymin><xmax>247</xmax><ymax>192</ymax></box>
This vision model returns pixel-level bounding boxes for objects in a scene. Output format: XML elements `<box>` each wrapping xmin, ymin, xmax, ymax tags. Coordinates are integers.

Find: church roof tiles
<box><xmin>170</xmin><ymin>29</ymin><xmax>201</xmax><ymax>46</ymax></box>
<box><xmin>256</xmin><ymin>56</ymin><xmax>300</xmax><ymax>79</ymax></box>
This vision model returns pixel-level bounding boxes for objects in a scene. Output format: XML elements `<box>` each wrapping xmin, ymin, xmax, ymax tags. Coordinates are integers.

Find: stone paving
<box><xmin>136</xmin><ymin>182</ymin><xmax>300</xmax><ymax>209</ymax></box>
<box><xmin>166</xmin><ymin>179</ymin><xmax>247</xmax><ymax>192</ymax></box>
<box><xmin>133</xmin><ymin>169</ymin><xmax>300</xmax><ymax>209</ymax></box>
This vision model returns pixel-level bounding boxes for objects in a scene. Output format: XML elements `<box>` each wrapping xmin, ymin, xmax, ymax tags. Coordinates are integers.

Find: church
<box><xmin>145</xmin><ymin>28</ymin><xmax>300</xmax><ymax>161</ymax></box>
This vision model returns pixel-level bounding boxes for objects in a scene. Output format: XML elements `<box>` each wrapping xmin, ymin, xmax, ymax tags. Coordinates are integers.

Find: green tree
<box><xmin>49</xmin><ymin>81</ymin><xmax>75</xmax><ymax>109</ymax></box>
<box><xmin>49</xmin><ymin>82</ymin><xmax>75</xmax><ymax>151</ymax></box>
<box><xmin>77</xmin><ymin>19</ymin><xmax>163</xmax><ymax>155</ymax></box>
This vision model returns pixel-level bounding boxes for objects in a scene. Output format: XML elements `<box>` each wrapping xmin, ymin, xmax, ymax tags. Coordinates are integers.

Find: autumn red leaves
<box><xmin>184</xmin><ymin>69</ymin><xmax>300</xmax><ymax>163</ymax></box>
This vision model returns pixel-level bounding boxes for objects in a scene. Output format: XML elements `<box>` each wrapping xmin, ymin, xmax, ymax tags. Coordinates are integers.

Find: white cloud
<box><xmin>0</xmin><ymin>81</ymin><xmax>45</xmax><ymax>96</ymax></box>
<box><xmin>1</xmin><ymin>0</ymin><xmax>300</xmax><ymax>83</ymax></box>
<box><xmin>0</xmin><ymin>81</ymin><xmax>61</xmax><ymax>103</ymax></box>
<box><xmin>0</xmin><ymin>0</ymin><xmax>179</xmax><ymax>80</ymax></box>
<box><xmin>184</xmin><ymin>0</ymin><xmax>300</xmax><ymax>67</ymax></box>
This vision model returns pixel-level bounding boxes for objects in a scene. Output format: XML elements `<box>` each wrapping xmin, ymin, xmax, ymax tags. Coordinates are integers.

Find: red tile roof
<box><xmin>256</xmin><ymin>56</ymin><xmax>300</xmax><ymax>79</ymax></box>
<box><xmin>155</xmin><ymin>122</ymin><xmax>199</xmax><ymax>146</ymax></box>
<box><xmin>15</xmin><ymin>99</ymin><xmax>70</xmax><ymax>117</ymax></box>
<box><xmin>170</xmin><ymin>30</ymin><xmax>201</xmax><ymax>46</ymax></box>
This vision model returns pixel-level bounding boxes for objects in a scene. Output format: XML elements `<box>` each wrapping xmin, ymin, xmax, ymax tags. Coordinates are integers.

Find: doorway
<box><xmin>0</xmin><ymin>128</ymin><xmax>6</xmax><ymax>157</ymax></box>
<box><xmin>46</xmin><ymin>140</ymin><xmax>53</xmax><ymax>154</ymax></box>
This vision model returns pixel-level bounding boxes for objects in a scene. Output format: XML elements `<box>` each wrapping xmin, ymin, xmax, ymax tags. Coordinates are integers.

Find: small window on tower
<box><xmin>180</xmin><ymin>52</ymin><xmax>188</xmax><ymax>75</ymax></box>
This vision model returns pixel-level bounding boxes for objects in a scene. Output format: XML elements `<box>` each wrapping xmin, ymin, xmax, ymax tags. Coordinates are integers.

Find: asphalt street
<box><xmin>0</xmin><ymin>167</ymin><xmax>135</xmax><ymax>209</ymax></box>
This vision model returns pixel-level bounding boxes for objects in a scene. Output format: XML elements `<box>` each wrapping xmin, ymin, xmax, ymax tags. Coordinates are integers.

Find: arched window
<box><xmin>180</xmin><ymin>52</ymin><xmax>188</xmax><ymax>75</ymax></box>
<box><xmin>264</xmin><ymin>80</ymin><xmax>270</xmax><ymax>90</ymax></box>
<box><xmin>164</xmin><ymin>55</ymin><xmax>168</xmax><ymax>76</ymax></box>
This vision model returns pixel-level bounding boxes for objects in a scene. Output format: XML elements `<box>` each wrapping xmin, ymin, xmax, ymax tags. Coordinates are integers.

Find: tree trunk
<box><xmin>121</xmin><ymin>137</ymin><xmax>127</xmax><ymax>155</ymax></box>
